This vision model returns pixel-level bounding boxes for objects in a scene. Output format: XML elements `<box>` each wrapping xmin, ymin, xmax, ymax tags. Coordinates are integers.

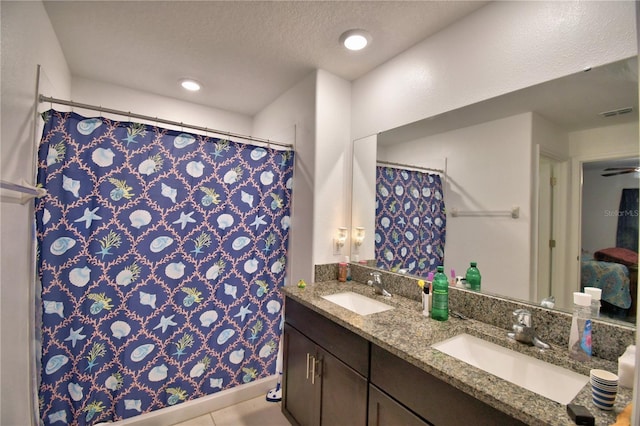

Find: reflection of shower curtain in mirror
<box><xmin>375</xmin><ymin>167</ymin><xmax>445</xmax><ymax>276</ymax></box>
<box><xmin>35</xmin><ymin>110</ymin><xmax>293</xmax><ymax>425</ymax></box>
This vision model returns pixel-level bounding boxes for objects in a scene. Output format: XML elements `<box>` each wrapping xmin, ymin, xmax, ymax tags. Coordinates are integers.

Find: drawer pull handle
<box><xmin>311</xmin><ymin>356</ymin><xmax>316</xmax><ymax>385</ymax></box>
<box><xmin>306</xmin><ymin>353</ymin><xmax>310</xmax><ymax>380</ymax></box>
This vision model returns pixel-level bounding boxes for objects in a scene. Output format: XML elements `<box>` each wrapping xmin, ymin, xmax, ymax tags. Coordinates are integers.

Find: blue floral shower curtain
<box><xmin>375</xmin><ymin>166</ymin><xmax>445</xmax><ymax>276</ymax></box>
<box><xmin>35</xmin><ymin>110</ymin><xmax>294</xmax><ymax>425</ymax></box>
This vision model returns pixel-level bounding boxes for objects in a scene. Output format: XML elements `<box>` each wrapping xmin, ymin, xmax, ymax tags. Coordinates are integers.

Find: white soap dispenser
<box><xmin>583</xmin><ymin>287</ymin><xmax>602</xmax><ymax>318</ymax></box>
<box><xmin>568</xmin><ymin>292</ymin><xmax>592</xmax><ymax>362</ymax></box>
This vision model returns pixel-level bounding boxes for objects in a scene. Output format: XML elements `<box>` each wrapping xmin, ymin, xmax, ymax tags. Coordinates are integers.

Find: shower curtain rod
<box><xmin>38</xmin><ymin>95</ymin><xmax>293</xmax><ymax>149</ymax></box>
<box><xmin>1</xmin><ymin>179</ymin><xmax>47</xmax><ymax>204</ymax></box>
<box><xmin>1</xmin><ymin>180</ymin><xmax>47</xmax><ymax>197</ymax></box>
<box><xmin>377</xmin><ymin>160</ymin><xmax>444</xmax><ymax>174</ymax></box>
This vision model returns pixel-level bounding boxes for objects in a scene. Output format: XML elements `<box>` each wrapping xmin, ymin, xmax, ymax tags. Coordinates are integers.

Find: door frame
<box><xmin>568</xmin><ymin>150</ymin><xmax>640</xmax><ymax>304</ymax></box>
<box><xmin>533</xmin><ymin>146</ymin><xmax>569</xmax><ymax>307</ymax></box>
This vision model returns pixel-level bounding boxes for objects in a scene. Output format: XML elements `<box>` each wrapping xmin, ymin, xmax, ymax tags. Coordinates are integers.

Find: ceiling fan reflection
<box><xmin>601</xmin><ymin>167</ymin><xmax>640</xmax><ymax>177</ymax></box>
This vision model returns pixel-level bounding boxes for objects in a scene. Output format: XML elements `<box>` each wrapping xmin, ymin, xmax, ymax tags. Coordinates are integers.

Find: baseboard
<box><xmin>109</xmin><ymin>375</ymin><xmax>278</xmax><ymax>426</ymax></box>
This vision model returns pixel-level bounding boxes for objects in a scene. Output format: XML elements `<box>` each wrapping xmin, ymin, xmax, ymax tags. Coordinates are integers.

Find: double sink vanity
<box><xmin>280</xmin><ymin>263</ymin><xmax>634</xmax><ymax>426</ymax></box>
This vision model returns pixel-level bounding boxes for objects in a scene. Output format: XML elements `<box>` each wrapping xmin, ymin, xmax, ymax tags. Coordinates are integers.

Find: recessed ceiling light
<box><xmin>340</xmin><ymin>29</ymin><xmax>371</xmax><ymax>51</ymax></box>
<box><xmin>180</xmin><ymin>79</ymin><xmax>201</xmax><ymax>92</ymax></box>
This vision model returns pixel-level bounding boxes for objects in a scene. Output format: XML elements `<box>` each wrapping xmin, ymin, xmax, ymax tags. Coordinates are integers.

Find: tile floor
<box><xmin>172</xmin><ymin>396</ymin><xmax>291</xmax><ymax>426</ymax></box>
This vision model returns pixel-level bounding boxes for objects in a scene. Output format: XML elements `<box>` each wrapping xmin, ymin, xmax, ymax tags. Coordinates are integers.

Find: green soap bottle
<box><xmin>466</xmin><ymin>262</ymin><xmax>481</xmax><ymax>291</ymax></box>
<box><xmin>431</xmin><ymin>266</ymin><xmax>449</xmax><ymax>321</ymax></box>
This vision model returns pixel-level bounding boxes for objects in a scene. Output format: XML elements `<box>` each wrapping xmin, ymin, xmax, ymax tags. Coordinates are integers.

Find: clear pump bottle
<box><xmin>568</xmin><ymin>292</ymin><xmax>592</xmax><ymax>361</ymax></box>
<box><xmin>583</xmin><ymin>287</ymin><xmax>602</xmax><ymax>318</ymax></box>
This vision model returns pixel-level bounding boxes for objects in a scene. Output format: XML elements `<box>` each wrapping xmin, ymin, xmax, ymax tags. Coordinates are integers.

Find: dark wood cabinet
<box><xmin>370</xmin><ymin>344</ymin><xmax>526</xmax><ymax>426</ymax></box>
<box><xmin>283</xmin><ymin>298</ymin><xmax>368</xmax><ymax>426</ymax></box>
<box><xmin>368</xmin><ymin>384</ymin><xmax>431</xmax><ymax>426</ymax></box>
<box><xmin>318</xmin><ymin>344</ymin><xmax>368</xmax><ymax>426</ymax></box>
<box><xmin>283</xmin><ymin>296</ymin><xmax>524</xmax><ymax>426</ymax></box>
<box><xmin>283</xmin><ymin>324</ymin><xmax>320</xmax><ymax>426</ymax></box>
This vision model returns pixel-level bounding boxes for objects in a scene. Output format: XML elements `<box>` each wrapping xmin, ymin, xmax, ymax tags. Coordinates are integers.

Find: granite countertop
<box><xmin>282</xmin><ymin>280</ymin><xmax>632</xmax><ymax>426</ymax></box>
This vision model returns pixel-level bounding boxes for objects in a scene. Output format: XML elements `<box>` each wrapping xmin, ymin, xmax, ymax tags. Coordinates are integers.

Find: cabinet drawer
<box><xmin>369</xmin><ymin>384</ymin><xmax>430</xmax><ymax>426</ymax></box>
<box><xmin>371</xmin><ymin>345</ymin><xmax>525</xmax><ymax>426</ymax></box>
<box><xmin>285</xmin><ymin>297</ymin><xmax>369</xmax><ymax>377</ymax></box>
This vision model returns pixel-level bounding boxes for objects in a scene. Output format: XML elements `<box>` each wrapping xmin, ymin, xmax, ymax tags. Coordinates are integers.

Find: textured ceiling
<box><xmin>43</xmin><ymin>0</ymin><xmax>487</xmax><ymax>116</ymax></box>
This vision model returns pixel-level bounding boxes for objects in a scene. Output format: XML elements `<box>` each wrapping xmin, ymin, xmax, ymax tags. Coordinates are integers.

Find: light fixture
<box><xmin>179</xmin><ymin>79</ymin><xmax>202</xmax><ymax>92</ymax></box>
<box><xmin>335</xmin><ymin>227</ymin><xmax>348</xmax><ymax>251</ymax></box>
<box><xmin>340</xmin><ymin>29</ymin><xmax>371</xmax><ymax>51</ymax></box>
<box><xmin>353</xmin><ymin>227</ymin><xmax>365</xmax><ymax>248</ymax></box>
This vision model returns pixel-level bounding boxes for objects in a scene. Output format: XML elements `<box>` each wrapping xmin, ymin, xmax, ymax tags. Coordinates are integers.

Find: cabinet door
<box><xmin>368</xmin><ymin>385</ymin><xmax>431</xmax><ymax>426</ymax></box>
<box><xmin>371</xmin><ymin>344</ymin><xmax>526</xmax><ymax>426</ymax></box>
<box><xmin>318</xmin><ymin>347</ymin><xmax>367</xmax><ymax>426</ymax></box>
<box><xmin>283</xmin><ymin>324</ymin><xmax>320</xmax><ymax>426</ymax></box>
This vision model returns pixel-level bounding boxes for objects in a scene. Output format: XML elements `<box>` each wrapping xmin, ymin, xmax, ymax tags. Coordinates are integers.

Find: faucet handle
<box><xmin>512</xmin><ymin>309</ymin><xmax>531</xmax><ymax>327</ymax></box>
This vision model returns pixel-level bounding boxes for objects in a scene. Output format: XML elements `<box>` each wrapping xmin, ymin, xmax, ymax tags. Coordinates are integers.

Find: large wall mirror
<box><xmin>351</xmin><ymin>56</ymin><xmax>639</xmax><ymax>325</ymax></box>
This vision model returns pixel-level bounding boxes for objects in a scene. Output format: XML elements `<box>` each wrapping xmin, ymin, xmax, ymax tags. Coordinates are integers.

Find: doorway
<box><xmin>580</xmin><ymin>157</ymin><xmax>639</xmax><ymax>322</ymax></box>
<box><xmin>537</xmin><ymin>154</ymin><xmax>569</xmax><ymax>309</ymax></box>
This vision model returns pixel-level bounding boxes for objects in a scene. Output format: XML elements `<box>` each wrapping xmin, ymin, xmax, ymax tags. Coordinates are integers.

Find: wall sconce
<box><xmin>335</xmin><ymin>227</ymin><xmax>348</xmax><ymax>252</ymax></box>
<box><xmin>353</xmin><ymin>227</ymin><xmax>365</xmax><ymax>248</ymax></box>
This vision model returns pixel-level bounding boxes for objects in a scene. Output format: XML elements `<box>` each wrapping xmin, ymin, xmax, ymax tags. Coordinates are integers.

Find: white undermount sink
<box><xmin>321</xmin><ymin>291</ymin><xmax>394</xmax><ymax>315</ymax></box>
<box><xmin>432</xmin><ymin>333</ymin><xmax>589</xmax><ymax>405</ymax></box>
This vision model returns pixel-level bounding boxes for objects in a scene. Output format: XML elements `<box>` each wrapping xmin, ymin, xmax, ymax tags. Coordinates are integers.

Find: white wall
<box><xmin>351</xmin><ymin>135</ymin><xmax>377</xmax><ymax>261</ymax></box>
<box><xmin>253</xmin><ymin>72</ymin><xmax>317</xmax><ymax>284</ymax></box>
<box><xmin>569</xmin><ymin>121</ymin><xmax>639</xmax><ymax>160</ymax></box>
<box><xmin>582</xmin><ymin>167</ymin><xmax>639</xmax><ymax>254</ymax></box>
<box><xmin>352</xmin><ymin>1</ymin><xmax>637</xmax><ymax>140</ymax></box>
<box><xmin>252</xmin><ymin>69</ymin><xmax>352</xmax><ymax>280</ymax></box>
<box><xmin>572</xmin><ymin>122</ymin><xmax>640</xmax><ymax>255</ymax></box>
<box><xmin>71</xmin><ymin>77</ymin><xmax>252</xmax><ymax>135</ymax></box>
<box><xmin>532</xmin><ymin>113</ymin><xmax>569</xmax><ymax>160</ymax></box>
<box><xmin>1</xmin><ymin>2</ymin><xmax>72</xmax><ymax>425</ymax></box>
<box><xmin>377</xmin><ymin>113</ymin><xmax>534</xmax><ymax>301</ymax></box>
<box><xmin>314</xmin><ymin>70</ymin><xmax>351</xmax><ymax>265</ymax></box>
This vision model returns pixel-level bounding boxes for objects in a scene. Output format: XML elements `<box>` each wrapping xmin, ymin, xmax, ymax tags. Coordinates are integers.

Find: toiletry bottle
<box><xmin>418</xmin><ymin>279</ymin><xmax>425</xmax><ymax>311</ymax></box>
<box><xmin>425</xmin><ymin>272</ymin><xmax>433</xmax><ymax>312</ymax></box>
<box><xmin>583</xmin><ymin>287</ymin><xmax>602</xmax><ymax>318</ymax></box>
<box><xmin>345</xmin><ymin>256</ymin><xmax>352</xmax><ymax>281</ymax></box>
<box><xmin>426</xmin><ymin>272</ymin><xmax>434</xmax><ymax>312</ymax></box>
<box><xmin>449</xmin><ymin>269</ymin><xmax>456</xmax><ymax>287</ymax></box>
<box><xmin>618</xmin><ymin>345</ymin><xmax>636</xmax><ymax>389</ymax></box>
<box><xmin>568</xmin><ymin>292</ymin><xmax>592</xmax><ymax>361</ymax></box>
<box><xmin>432</xmin><ymin>266</ymin><xmax>449</xmax><ymax>321</ymax></box>
<box><xmin>421</xmin><ymin>280</ymin><xmax>430</xmax><ymax>317</ymax></box>
<box><xmin>338</xmin><ymin>262</ymin><xmax>347</xmax><ymax>282</ymax></box>
<box><xmin>426</xmin><ymin>272</ymin><xmax>434</xmax><ymax>289</ymax></box>
<box><xmin>465</xmin><ymin>262</ymin><xmax>481</xmax><ymax>291</ymax></box>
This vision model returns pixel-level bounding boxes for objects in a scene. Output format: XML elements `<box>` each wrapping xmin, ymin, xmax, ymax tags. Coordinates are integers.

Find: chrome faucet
<box><xmin>507</xmin><ymin>309</ymin><xmax>550</xmax><ymax>350</ymax></box>
<box><xmin>368</xmin><ymin>272</ymin><xmax>392</xmax><ymax>297</ymax></box>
